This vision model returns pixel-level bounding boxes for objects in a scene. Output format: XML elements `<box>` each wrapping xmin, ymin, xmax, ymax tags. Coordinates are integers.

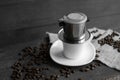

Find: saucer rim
<box><xmin>50</xmin><ymin>40</ymin><xmax>96</xmax><ymax>66</ymax></box>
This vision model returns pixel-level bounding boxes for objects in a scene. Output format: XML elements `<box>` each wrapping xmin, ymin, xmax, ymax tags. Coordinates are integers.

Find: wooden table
<box><xmin>0</xmin><ymin>0</ymin><xmax>120</xmax><ymax>80</ymax></box>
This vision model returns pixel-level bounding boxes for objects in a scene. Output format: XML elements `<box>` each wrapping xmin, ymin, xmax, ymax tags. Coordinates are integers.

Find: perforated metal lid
<box><xmin>61</xmin><ymin>12</ymin><xmax>87</xmax><ymax>24</ymax></box>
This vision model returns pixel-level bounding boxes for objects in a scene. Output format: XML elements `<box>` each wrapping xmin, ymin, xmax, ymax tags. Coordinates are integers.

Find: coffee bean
<box><xmin>93</xmin><ymin>34</ymin><xmax>102</xmax><ymax>39</ymax></box>
<box><xmin>98</xmin><ymin>39</ymin><xmax>105</xmax><ymax>46</ymax></box>
<box><xmin>11</xmin><ymin>36</ymin><xmax>104</xmax><ymax>80</ymax></box>
<box><xmin>56</xmin><ymin>75</ymin><xmax>60</xmax><ymax>78</ymax></box>
<box><xmin>71</xmin><ymin>70</ymin><xmax>74</xmax><ymax>73</ymax></box>
<box><xmin>96</xmin><ymin>50</ymin><xmax>100</xmax><ymax>53</ymax></box>
<box><xmin>45</xmin><ymin>78</ymin><xmax>49</xmax><ymax>80</ymax></box>
<box><xmin>97</xmin><ymin>33</ymin><xmax>120</xmax><ymax>53</ymax></box>
<box><xmin>65</xmin><ymin>74</ymin><xmax>70</xmax><ymax>78</ymax></box>
<box><xmin>95</xmin><ymin>54</ymin><xmax>99</xmax><ymax>58</ymax></box>
<box><xmin>18</xmin><ymin>53</ymin><xmax>22</xmax><ymax>56</ymax></box>
<box><xmin>79</xmin><ymin>68</ymin><xmax>84</xmax><ymax>72</ymax></box>
<box><xmin>91</xmin><ymin>63</ymin><xmax>96</xmax><ymax>68</ymax></box>
<box><xmin>11</xmin><ymin>74</ymin><xmax>16</xmax><ymax>78</ymax></box>
<box><xmin>16</xmin><ymin>74</ymin><xmax>21</xmax><ymax>78</ymax></box>
<box><xmin>118</xmin><ymin>48</ymin><xmax>120</xmax><ymax>52</ymax></box>
<box><xmin>85</xmin><ymin>68</ymin><xmax>90</xmax><ymax>72</ymax></box>
<box><xmin>41</xmin><ymin>75</ymin><xmax>45</xmax><ymax>78</ymax></box>
<box><xmin>111</xmin><ymin>32</ymin><xmax>119</xmax><ymax>37</ymax></box>
<box><xmin>90</xmin><ymin>67</ymin><xmax>95</xmax><ymax>70</ymax></box>
<box><xmin>97</xmin><ymin>63</ymin><xmax>101</xmax><ymax>66</ymax></box>
<box><xmin>78</xmin><ymin>78</ymin><xmax>83</xmax><ymax>80</ymax></box>
<box><xmin>91</xmin><ymin>30</ymin><xmax>98</xmax><ymax>33</ymax></box>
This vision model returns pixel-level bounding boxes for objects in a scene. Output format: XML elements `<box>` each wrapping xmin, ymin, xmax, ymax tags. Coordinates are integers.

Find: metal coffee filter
<box><xmin>58</xmin><ymin>12</ymin><xmax>89</xmax><ymax>43</ymax></box>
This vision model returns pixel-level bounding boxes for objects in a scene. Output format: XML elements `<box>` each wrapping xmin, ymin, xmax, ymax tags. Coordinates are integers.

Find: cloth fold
<box><xmin>46</xmin><ymin>27</ymin><xmax>120</xmax><ymax>70</ymax></box>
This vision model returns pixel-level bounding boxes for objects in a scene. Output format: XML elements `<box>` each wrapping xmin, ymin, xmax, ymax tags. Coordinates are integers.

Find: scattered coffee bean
<box><xmin>79</xmin><ymin>68</ymin><xmax>84</xmax><ymax>72</ymax></box>
<box><xmin>97</xmin><ymin>63</ymin><xmax>101</xmax><ymax>66</ymax></box>
<box><xmin>71</xmin><ymin>70</ymin><xmax>74</xmax><ymax>73</ymax></box>
<box><xmin>84</xmin><ymin>68</ymin><xmax>90</xmax><ymax>72</ymax></box>
<box><xmin>11</xmin><ymin>36</ymin><xmax>103</xmax><ymax>80</ymax></box>
<box><xmin>59</xmin><ymin>67</ymin><xmax>74</xmax><ymax>78</ymax></box>
<box><xmin>90</xmin><ymin>67</ymin><xmax>95</xmax><ymax>70</ymax></box>
<box><xmin>111</xmin><ymin>32</ymin><xmax>119</xmax><ymax>37</ymax></box>
<box><xmin>95</xmin><ymin>54</ymin><xmax>99</xmax><ymax>59</ymax></box>
<box><xmin>11</xmin><ymin>39</ymin><xmax>52</xmax><ymax>80</ymax></box>
<box><xmin>118</xmin><ymin>48</ymin><xmax>120</xmax><ymax>52</ymax></box>
<box><xmin>91</xmin><ymin>30</ymin><xmax>98</xmax><ymax>33</ymax></box>
<box><xmin>65</xmin><ymin>74</ymin><xmax>70</xmax><ymax>78</ymax></box>
<box><xmin>93</xmin><ymin>34</ymin><xmax>102</xmax><ymax>40</ymax></box>
<box><xmin>78</xmin><ymin>78</ymin><xmax>83</xmax><ymax>80</ymax></box>
<box><xmin>98</xmin><ymin>33</ymin><xmax>120</xmax><ymax>53</ymax></box>
<box><xmin>96</xmin><ymin>50</ymin><xmax>100</xmax><ymax>53</ymax></box>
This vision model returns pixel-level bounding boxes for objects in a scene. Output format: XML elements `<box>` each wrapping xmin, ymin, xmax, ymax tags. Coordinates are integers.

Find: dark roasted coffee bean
<box><xmin>46</xmin><ymin>68</ymin><xmax>49</xmax><ymax>70</ymax></box>
<box><xmin>45</xmin><ymin>78</ymin><xmax>49</xmax><ymax>80</ymax></box>
<box><xmin>27</xmin><ymin>47</ymin><xmax>33</xmax><ymax>53</ymax></box>
<box><xmin>56</xmin><ymin>75</ymin><xmax>60</xmax><ymax>78</ymax></box>
<box><xmin>91</xmin><ymin>63</ymin><xmax>96</xmax><ymax>67</ymax></box>
<box><xmin>16</xmin><ymin>74</ymin><xmax>21</xmax><ymax>78</ymax></box>
<box><xmin>97</xmin><ymin>63</ymin><xmax>101</xmax><ymax>66</ymax></box>
<box><xmin>11</xmin><ymin>74</ymin><xmax>16</xmax><ymax>78</ymax></box>
<box><xmin>11</xmin><ymin>38</ymin><xmax>106</xmax><ymax>80</ymax></box>
<box><xmin>50</xmin><ymin>75</ymin><xmax>54</xmax><ymax>78</ymax></box>
<box><xmin>93</xmin><ymin>34</ymin><xmax>102</xmax><ymax>39</ymax></box>
<box><xmin>91</xmin><ymin>30</ymin><xmax>98</xmax><ymax>33</ymax></box>
<box><xmin>18</xmin><ymin>53</ymin><xmax>22</xmax><ymax>56</ymax></box>
<box><xmin>112</xmin><ymin>32</ymin><xmax>119</xmax><ymax>37</ymax></box>
<box><xmin>71</xmin><ymin>70</ymin><xmax>74</xmax><ymax>73</ymax></box>
<box><xmin>95</xmin><ymin>54</ymin><xmax>99</xmax><ymax>58</ymax></box>
<box><xmin>18</xmin><ymin>58</ymin><xmax>23</xmax><ymax>61</ymax></box>
<box><xmin>78</xmin><ymin>78</ymin><xmax>83</xmax><ymax>80</ymax></box>
<box><xmin>65</xmin><ymin>74</ymin><xmax>70</xmax><ymax>78</ymax></box>
<box><xmin>84</xmin><ymin>68</ymin><xmax>90</xmax><ymax>72</ymax></box>
<box><xmin>98</xmin><ymin>39</ymin><xmax>105</xmax><ymax>46</ymax></box>
<box><xmin>79</xmin><ymin>69</ymin><xmax>84</xmax><ymax>72</ymax></box>
<box><xmin>96</xmin><ymin>50</ymin><xmax>100</xmax><ymax>53</ymax></box>
<box><xmin>118</xmin><ymin>48</ymin><xmax>120</xmax><ymax>52</ymax></box>
<box><xmin>41</xmin><ymin>75</ymin><xmax>45</xmax><ymax>78</ymax></box>
<box><xmin>90</xmin><ymin>67</ymin><xmax>95</xmax><ymax>70</ymax></box>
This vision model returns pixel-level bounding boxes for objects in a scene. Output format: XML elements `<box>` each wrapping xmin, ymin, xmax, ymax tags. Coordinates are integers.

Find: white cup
<box><xmin>63</xmin><ymin>33</ymin><xmax>93</xmax><ymax>60</ymax></box>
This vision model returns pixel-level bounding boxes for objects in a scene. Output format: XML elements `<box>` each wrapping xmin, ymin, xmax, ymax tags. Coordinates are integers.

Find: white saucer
<box><xmin>50</xmin><ymin>40</ymin><xmax>96</xmax><ymax>66</ymax></box>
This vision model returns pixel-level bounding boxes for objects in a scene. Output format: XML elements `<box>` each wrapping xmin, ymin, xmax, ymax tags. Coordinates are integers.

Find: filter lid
<box><xmin>61</xmin><ymin>12</ymin><xmax>87</xmax><ymax>24</ymax></box>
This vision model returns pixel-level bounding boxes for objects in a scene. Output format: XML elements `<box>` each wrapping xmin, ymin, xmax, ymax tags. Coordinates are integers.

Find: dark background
<box><xmin>0</xmin><ymin>0</ymin><xmax>120</xmax><ymax>80</ymax></box>
<box><xmin>1</xmin><ymin>0</ymin><xmax>120</xmax><ymax>47</ymax></box>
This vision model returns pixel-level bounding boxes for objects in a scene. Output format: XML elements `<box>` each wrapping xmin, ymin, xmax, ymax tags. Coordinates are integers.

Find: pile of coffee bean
<box><xmin>59</xmin><ymin>67</ymin><xmax>74</xmax><ymax>78</ymax></box>
<box><xmin>98</xmin><ymin>32</ymin><xmax>120</xmax><ymax>52</ymax></box>
<box><xmin>79</xmin><ymin>60</ymin><xmax>101</xmax><ymax>73</ymax></box>
<box><xmin>11</xmin><ymin>37</ymin><xmax>52</xmax><ymax>80</ymax></box>
<box><xmin>11</xmin><ymin>37</ymin><xmax>102</xmax><ymax>80</ymax></box>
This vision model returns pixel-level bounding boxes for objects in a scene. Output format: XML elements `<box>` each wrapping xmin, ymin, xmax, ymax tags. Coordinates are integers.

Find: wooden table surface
<box><xmin>0</xmin><ymin>0</ymin><xmax>120</xmax><ymax>80</ymax></box>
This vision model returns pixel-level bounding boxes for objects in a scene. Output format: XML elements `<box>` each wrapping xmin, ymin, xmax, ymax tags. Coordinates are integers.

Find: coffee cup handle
<box><xmin>87</xmin><ymin>32</ymin><xmax>93</xmax><ymax>43</ymax></box>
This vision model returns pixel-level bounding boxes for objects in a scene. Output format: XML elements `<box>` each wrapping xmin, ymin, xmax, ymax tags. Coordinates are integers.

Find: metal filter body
<box><xmin>58</xmin><ymin>12</ymin><xmax>88</xmax><ymax>43</ymax></box>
